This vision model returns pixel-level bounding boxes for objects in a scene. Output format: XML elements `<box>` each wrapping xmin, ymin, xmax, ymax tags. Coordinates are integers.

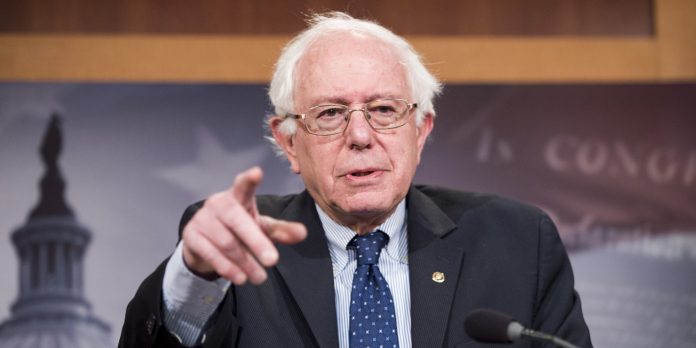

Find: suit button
<box><xmin>146</xmin><ymin>315</ymin><xmax>157</xmax><ymax>336</ymax></box>
<box><xmin>202</xmin><ymin>294</ymin><xmax>216</xmax><ymax>304</ymax></box>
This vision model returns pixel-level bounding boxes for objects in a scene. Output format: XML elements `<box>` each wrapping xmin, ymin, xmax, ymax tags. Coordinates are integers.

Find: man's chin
<box><xmin>338</xmin><ymin>192</ymin><xmax>397</xmax><ymax>217</ymax></box>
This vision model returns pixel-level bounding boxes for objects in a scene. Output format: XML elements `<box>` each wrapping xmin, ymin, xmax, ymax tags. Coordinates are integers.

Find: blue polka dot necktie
<box><xmin>348</xmin><ymin>230</ymin><xmax>399</xmax><ymax>348</ymax></box>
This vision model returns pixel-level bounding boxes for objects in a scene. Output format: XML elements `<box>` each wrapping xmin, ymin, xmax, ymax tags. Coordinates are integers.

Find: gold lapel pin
<box><xmin>432</xmin><ymin>271</ymin><xmax>445</xmax><ymax>283</ymax></box>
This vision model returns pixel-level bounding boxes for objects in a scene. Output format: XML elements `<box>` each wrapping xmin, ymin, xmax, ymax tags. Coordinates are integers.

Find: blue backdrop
<box><xmin>0</xmin><ymin>82</ymin><xmax>694</xmax><ymax>347</ymax></box>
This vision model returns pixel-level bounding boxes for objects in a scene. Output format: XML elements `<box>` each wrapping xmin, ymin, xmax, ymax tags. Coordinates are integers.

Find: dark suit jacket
<box><xmin>119</xmin><ymin>185</ymin><xmax>592</xmax><ymax>347</ymax></box>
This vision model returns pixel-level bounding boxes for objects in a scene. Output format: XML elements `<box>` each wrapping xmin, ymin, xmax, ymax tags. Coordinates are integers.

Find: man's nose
<box><xmin>344</xmin><ymin>109</ymin><xmax>373</xmax><ymax>150</ymax></box>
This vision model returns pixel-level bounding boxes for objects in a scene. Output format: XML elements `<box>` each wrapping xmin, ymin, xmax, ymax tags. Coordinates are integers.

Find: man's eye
<box><xmin>318</xmin><ymin>108</ymin><xmax>343</xmax><ymax>118</ymax></box>
<box><xmin>371</xmin><ymin>105</ymin><xmax>396</xmax><ymax>115</ymax></box>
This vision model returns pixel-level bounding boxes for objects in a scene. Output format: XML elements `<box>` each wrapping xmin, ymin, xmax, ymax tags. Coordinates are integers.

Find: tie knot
<box><xmin>350</xmin><ymin>230</ymin><xmax>389</xmax><ymax>266</ymax></box>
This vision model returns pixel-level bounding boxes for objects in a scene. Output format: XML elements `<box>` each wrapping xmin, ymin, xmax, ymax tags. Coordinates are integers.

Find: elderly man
<box><xmin>120</xmin><ymin>12</ymin><xmax>592</xmax><ymax>348</ymax></box>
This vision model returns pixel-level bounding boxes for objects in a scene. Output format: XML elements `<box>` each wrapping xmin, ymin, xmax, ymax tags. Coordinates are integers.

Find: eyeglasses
<box><xmin>283</xmin><ymin>98</ymin><xmax>417</xmax><ymax>136</ymax></box>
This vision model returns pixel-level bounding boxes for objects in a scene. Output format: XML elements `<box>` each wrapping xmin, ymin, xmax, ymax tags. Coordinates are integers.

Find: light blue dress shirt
<box><xmin>162</xmin><ymin>200</ymin><xmax>411</xmax><ymax>347</ymax></box>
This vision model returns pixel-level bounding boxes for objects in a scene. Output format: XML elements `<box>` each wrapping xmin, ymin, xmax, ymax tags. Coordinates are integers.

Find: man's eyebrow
<box><xmin>307</xmin><ymin>97</ymin><xmax>348</xmax><ymax>106</ymax></box>
<box><xmin>366</xmin><ymin>94</ymin><xmax>390</xmax><ymax>102</ymax></box>
<box><xmin>326</xmin><ymin>97</ymin><xmax>351</xmax><ymax>105</ymax></box>
<box><xmin>310</xmin><ymin>94</ymin><xmax>399</xmax><ymax>106</ymax></box>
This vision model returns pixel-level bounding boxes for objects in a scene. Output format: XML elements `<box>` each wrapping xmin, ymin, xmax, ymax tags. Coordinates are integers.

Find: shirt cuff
<box><xmin>162</xmin><ymin>241</ymin><xmax>230</xmax><ymax>345</ymax></box>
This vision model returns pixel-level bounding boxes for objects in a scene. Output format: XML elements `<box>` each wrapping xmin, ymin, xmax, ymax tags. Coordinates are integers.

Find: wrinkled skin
<box><xmin>271</xmin><ymin>33</ymin><xmax>433</xmax><ymax>234</ymax></box>
<box><xmin>182</xmin><ymin>32</ymin><xmax>433</xmax><ymax>285</ymax></box>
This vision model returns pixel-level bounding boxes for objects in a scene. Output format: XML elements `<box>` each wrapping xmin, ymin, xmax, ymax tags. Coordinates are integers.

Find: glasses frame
<box><xmin>283</xmin><ymin>98</ymin><xmax>418</xmax><ymax>136</ymax></box>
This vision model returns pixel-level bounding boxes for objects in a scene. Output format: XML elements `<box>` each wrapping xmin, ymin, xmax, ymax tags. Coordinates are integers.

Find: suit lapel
<box><xmin>271</xmin><ymin>188</ymin><xmax>464</xmax><ymax>347</ymax></box>
<box><xmin>406</xmin><ymin>187</ymin><xmax>463</xmax><ymax>348</ymax></box>
<box><xmin>275</xmin><ymin>192</ymin><xmax>339</xmax><ymax>348</ymax></box>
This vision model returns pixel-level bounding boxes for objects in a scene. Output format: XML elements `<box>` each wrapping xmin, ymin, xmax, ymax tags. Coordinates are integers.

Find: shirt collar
<box><xmin>317</xmin><ymin>200</ymin><xmax>407</xmax><ymax>274</ymax></box>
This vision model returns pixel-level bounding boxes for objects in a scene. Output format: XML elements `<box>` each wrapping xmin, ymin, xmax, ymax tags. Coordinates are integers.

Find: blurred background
<box><xmin>1</xmin><ymin>1</ymin><xmax>694</xmax><ymax>347</ymax></box>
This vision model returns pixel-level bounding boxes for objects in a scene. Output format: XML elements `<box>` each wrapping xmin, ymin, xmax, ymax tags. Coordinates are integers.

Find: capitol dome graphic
<box><xmin>0</xmin><ymin>115</ymin><xmax>112</xmax><ymax>347</ymax></box>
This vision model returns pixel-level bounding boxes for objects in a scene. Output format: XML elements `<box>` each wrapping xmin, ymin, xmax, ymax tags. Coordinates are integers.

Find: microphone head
<box><xmin>464</xmin><ymin>308</ymin><xmax>517</xmax><ymax>344</ymax></box>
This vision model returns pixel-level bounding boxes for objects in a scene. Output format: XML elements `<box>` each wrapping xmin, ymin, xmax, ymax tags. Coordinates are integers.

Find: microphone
<box><xmin>464</xmin><ymin>308</ymin><xmax>581</xmax><ymax>348</ymax></box>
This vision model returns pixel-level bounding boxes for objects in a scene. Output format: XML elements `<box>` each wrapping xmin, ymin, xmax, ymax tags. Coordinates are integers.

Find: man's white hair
<box><xmin>267</xmin><ymin>11</ymin><xmax>442</xmax><ymax>148</ymax></box>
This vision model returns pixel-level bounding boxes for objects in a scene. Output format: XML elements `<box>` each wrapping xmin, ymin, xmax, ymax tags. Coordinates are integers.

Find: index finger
<box><xmin>231</xmin><ymin>166</ymin><xmax>263</xmax><ymax>211</ymax></box>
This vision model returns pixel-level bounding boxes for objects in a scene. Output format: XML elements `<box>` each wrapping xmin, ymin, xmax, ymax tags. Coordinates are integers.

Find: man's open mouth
<box><xmin>351</xmin><ymin>171</ymin><xmax>375</xmax><ymax>177</ymax></box>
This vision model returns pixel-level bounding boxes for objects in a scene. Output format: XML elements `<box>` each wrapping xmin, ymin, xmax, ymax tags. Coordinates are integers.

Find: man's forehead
<box><xmin>304</xmin><ymin>93</ymin><xmax>404</xmax><ymax>106</ymax></box>
<box><xmin>293</xmin><ymin>34</ymin><xmax>408</xmax><ymax>107</ymax></box>
<box><xmin>295</xmin><ymin>81</ymin><xmax>409</xmax><ymax>109</ymax></box>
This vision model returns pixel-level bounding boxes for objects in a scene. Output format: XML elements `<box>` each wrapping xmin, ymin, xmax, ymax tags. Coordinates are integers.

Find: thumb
<box><xmin>259</xmin><ymin>215</ymin><xmax>308</xmax><ymax>244</ymax></box>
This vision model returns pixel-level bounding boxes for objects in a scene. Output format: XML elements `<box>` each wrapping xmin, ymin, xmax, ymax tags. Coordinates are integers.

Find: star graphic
<box><xmin>155</xmin><ymin>126</ymin><xmax>270</xmax><ymax>197</ymax></box>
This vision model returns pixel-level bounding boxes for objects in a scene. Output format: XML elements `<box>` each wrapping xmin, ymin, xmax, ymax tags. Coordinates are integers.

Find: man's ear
<box><xmin>415</xmin><ymin>113</ymin><xmax>434</xmax><ymax>163</ymax></box>
<box><xmin>270</xmin><ymin>117</ymin><xmax>301</xmax><ymax>173</ymax></box>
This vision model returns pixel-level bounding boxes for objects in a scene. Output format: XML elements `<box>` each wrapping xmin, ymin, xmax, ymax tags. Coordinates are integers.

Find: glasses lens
<box><xmin>307</xmin><ymin>105</ymin><xmax>348</xmax><ymax>134</ymax></box>
<box><xmin>366</xmin><ymin>99</ymin><xmax>409</xmax><ymax>128</ymax></box>
<box><xmin>302</xmin><ymin>99</ymin><xmax>411</xmax><ymax>135</ymax></box>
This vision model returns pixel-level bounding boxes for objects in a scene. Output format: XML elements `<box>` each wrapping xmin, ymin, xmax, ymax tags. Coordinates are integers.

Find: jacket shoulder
<box><xmin>412</xmin><ymin>185</ymin><xmax>545</xmax><ymax>222</ymax></box>
<box><xmin>256</xmin><ymin>193</ymin><xmax>302</xmax><ymax>217</ymax></box>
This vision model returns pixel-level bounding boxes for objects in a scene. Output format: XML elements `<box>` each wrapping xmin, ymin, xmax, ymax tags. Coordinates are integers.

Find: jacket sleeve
<box><xmin>118</xmin><ymin>256</ymin><xmax>241</xmax><ymax>348</ymax></box>
<box><xmin>118</xmin><ymin>201</ymin><xmax>241</xmax><ymax>348</ymax></box>
<box><xmin>532</xmin><ymin>213</ymin><xmax>593</xmax><ymax>347</ymax></box>
<box><xmin>118</xmin><ymin>258</ymin><xmax>187</xmax><ymax>347</ymax></box>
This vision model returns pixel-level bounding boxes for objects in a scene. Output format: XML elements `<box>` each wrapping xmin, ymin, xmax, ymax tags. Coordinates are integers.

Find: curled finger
<box><xmin>184</xmin><ymin>227</ymin><xmax>248</xmax><ymax>285</ymax></box>
<box><xmin>198</xmin><ymin>218</ymin><xmax>268</xmax><ymax>284</ymax></box>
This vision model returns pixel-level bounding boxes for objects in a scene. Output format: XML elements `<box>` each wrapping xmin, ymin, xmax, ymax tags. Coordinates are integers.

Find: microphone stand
<box><xmin>521</xmin><ymin>328</ymin><xmax>580</xmax><ymax>348</ymax></box>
